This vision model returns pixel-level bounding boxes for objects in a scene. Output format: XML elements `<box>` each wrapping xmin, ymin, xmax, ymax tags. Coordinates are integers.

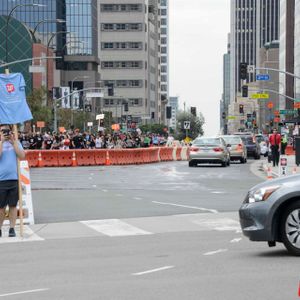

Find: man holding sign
<box><xmin>0</xmin><ymin>125</ymin><xmax>25</xmax><ymax>237</ymax></box>
<box><xmin>0</xmin><ymin>72</ymin><xmax>32</xmax><ymax>237</ymax></box>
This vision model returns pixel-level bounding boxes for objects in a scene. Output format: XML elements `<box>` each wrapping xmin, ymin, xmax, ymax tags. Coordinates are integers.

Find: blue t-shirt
<box><xmin>0</xmin><ymin>141</ymin><xmax>23</xmax><ymax>181</ymax></box>
<box><xmin>0</xmin><ymin>73</ymin><xmax>33</xmax><ymax>124</ymax></box>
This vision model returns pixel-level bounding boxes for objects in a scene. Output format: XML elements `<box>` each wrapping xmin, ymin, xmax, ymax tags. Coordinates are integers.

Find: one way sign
<box><xmin>184</xmin><ymin>121</ymin><xmax>190</xmax><ymax>130</ymax></box>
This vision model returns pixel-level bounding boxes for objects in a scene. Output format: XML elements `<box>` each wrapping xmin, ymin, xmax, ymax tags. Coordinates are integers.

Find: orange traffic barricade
<box><xmin>94</xmin><ymin>149</ymin><xmax>107</xmax><ymax>165</ymax></box>
<box><xmin>58</xmin><ymin>150</ymin><xmax>73</xmax><ymax>167</ymax></box>
<box><xmin>41</xmin><ymin>150</ymin><xmax>59</xmax><ymax>167</ymax></box>
<box><xmin>75</xmin><ymin>150</ymin><xmax>96</xmax><ymax>166</ymax></box>
<box><xmin>25</xmin><ymin>150</ymin><xmax>39</xmax><ymax>168</ymax></box>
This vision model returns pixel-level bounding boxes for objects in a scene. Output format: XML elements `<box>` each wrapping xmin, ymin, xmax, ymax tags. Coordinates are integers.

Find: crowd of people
<box><xmin>18</xmin><ymin>130</ymin><xmax>176</xmax><ymax>150</ymax></box>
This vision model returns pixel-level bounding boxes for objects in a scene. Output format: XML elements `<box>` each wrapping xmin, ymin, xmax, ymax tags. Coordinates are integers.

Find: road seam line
<box><xmin>132</xmin><ymin>266</ymin><xmax>174</xmax><ymax>276</ymax></box>
<box><xmin>0</xmin><ymin>288</ymin><xmax>49</xmax><ymax>297</ymax></box>
<box><xmin>203</xmin><ymin>249</ymin><xmax>228</xmax><ymax>256</ymax></box>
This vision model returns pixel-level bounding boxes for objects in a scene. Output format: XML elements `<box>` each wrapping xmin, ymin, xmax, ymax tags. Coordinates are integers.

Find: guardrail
<box><xmin>24</xmin><ymin>147</ymin><xmax>190</xmax><ymax>168</ymax></box>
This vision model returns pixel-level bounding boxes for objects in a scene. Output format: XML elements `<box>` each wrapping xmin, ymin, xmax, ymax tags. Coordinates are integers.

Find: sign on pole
<box><xmin>183</xmin><ymin>121</ymin><xmax>190</xmax><ymax>130</ymax></box>
<box><xmin>87</xmin><ymin>122</ymin><xmax>93</xmax><ymax>127</ymax></box>
<box><xmin>279</xmin><ymin>156</ymin><xmax>288</xmax><ymax>176</ymax></box>
<box><xmin>247</xmin><ymin>65</ymin><xmax>255</xmax><ymax>73</ymax></box>
<box><xmin>96</xmin><ymin>114</ymin><xmax>105</xmax><ymax>120</ymax></box>
<box><xmin>256</xmin><ymin>74</ymin><xmax>270</xmax><ymax>81</ymax></box>
<box><xmin>227</xmin><ymin>116</ymin><xmax>236</xmax><ymax>120</ymax></box>
<box><xmin>251</xmin><ymin>93</ymin><xmax>269</xmax><ymax>99</ymax></box>
<box><xmin>280</xmin><ymin>109</ymin><xmax>296</xmax><ymax>115</ymax></box>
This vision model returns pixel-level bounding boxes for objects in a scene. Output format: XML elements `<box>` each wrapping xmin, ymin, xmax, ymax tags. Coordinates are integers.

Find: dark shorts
<box><xmin>0</xmin><ymin>180</ymin><xmax>19</xmax><ymax>208</ymax></box>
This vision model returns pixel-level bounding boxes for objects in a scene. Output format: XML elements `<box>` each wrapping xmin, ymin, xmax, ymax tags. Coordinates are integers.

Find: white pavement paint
<box><xmin>132</xmin><ymin>266</ymin><xmax>174</xmax><ymax>276</ymax></box>
<box><xmin>192</xmin><ymin>218</ymin><xmax>240</xmax><ymax>231</ymax></box>
<box><xmin>102</xmin><ymin>189</ymin><xmax>108</xmax><ymax>192</ymax></box>
<box><xmin>133</xmin><ymin>197</ymin><xmax>143</xmax><ymax>200</ymax></box>
<box><xmin>92</xmin><ymin>185</ymin><xmax>97</xmax><ymax>188</ymax></box>
<box><xmin>230</xmin><ymin>238</ymin><xmax>242</xmax><ymax>243</ymax></box>
<box><xmin>211</xmin><ymin>191</ymin><xmax>226</xmax><ymax>194</ymax></box>
<box><xmin>81</xmin><ymin>219</ymin><xmax>153</xmax><ymax>237</ymax></box>
<box><xmin>203</xmin><ymin>249</ymin><xmax>228</xmax><ymax>256</ymax></box>
<box><xmin>115</xmin><ymin>194</ymin><xmax>123</xmax><ymax>197</ymax></box>
<box><xmin>0</xmin><ymin>288</ymin><xmax>49</xmax><ymax>297</ymax></box>
<box><xmin>152</xmin><ymin>201</ymin><xmax>218</xmax><ymax>214</ymax></box>
<box><xmin>0</xmin><ymin>226</ymin><xmax>44</xmax><ymax>244</ymax></box>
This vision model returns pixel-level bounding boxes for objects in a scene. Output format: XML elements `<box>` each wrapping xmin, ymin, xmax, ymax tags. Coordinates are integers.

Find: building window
<box><xmin>101</xmin><ymin>4</ymin><xmax>143</xmax><ymax>12</ymax></box>
<box><xmin>101</xmin><ymin>23</ymin><xmax>142</xmax><ymax>31</ymax></box>
<box><xmin>161</xmin><ymin>9</ymin><xmax>167</xmax><ymax>16</ymax></box>
<box><xmin>161</xmin><ymin>75</ymin><xmax>167</xmax><ymax>82</ymax></box>
<box><xmin>101</xmin><ymin>42</ymin><xmax>143</xmax><ymax>50</ymax></box>
<box><xmin>161</xmin><ymin>46</ymin><xmax>167</xmax><ymax>54</ymax></box>
<box><xmin>104</xmin><ymin>80</ymin><xmax>143</xmax><ymax>88</ymax></box>
<box><xmin>161</xmin><ymin>37</ymin><xmax>167</xmax><ymax>44</ymax></box>
<box><xmin>161</xmin><ymin>56</ymin><xmax>167</xmax><ymax>63</ymax></box>
<box><xmin>161</xmin><ymin>84</ymin><xmax>167</xmax><ymax>91</ymax></box>
<box><xmin>161</xmin><ymin>28</ymin><xmax>167</xmax><ymax>34</ymax></box>
<box><xmin>161</xmin><ymin>18</ymin><xmax>167</xmax><ymax>25</ymax></box>
<box><xmin>161</xmin><ymin>65</ymin><xmax>167</xmax><ymax>73</ymax></box>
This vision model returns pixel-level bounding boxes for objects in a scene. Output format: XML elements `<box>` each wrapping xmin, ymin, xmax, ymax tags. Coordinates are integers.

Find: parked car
<box><xmin>189</xmin><ymin>137</ymin><xmax>230</xmax><ymax>167</ymax></box>
<box><xmin>239</xmin><ymin>174</ymin><xmax>300</xmax><ymax>255</ymax></box>
<box><xmin>220</xmin><ymin>135</ymin><xmax>247</xmax><ymax>163</ymax></box>
<box><xmin>235</xmin><ymin>135</ymin><xmax>261</xmax><ymax>159</ymax></box>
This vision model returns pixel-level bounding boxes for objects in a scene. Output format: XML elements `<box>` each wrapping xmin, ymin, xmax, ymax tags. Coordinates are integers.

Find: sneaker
<box><xmin>8</xmin><ymin>228</ymin><xmax>16</xmax><ymax>237</ymax></box>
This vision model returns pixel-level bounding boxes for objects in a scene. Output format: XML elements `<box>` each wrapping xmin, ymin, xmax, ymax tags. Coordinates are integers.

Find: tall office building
<box><xmin>295</xmin><ymin>1</ymin><xmax>300</xmax><ymax>100</ymax></box>
<box><xmin>230</xmin><ymin>0</ymin><xmax>279</xmax><ymax>103</ymax></box>
<box><xmin>168</xmin><ymin>96</ymin><xmax>178</xmax><ymax>129</ymax></box>
<box><xmin>159</xmin><ymin>0</ymin><xmax>169</xmax><ymax>123</ymax></box>
<box><xmin>98</xmin><ymin>0</ymin><xmax>161</xmax><ymax>125</ymax></box>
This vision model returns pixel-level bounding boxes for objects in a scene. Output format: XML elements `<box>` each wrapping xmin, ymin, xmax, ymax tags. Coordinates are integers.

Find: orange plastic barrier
<box><xmin>58</xmin><ymin>150</ymin><xmax>73</xmax><ymax>167</ymax></box>
<box><xmin>286</xmin><ymin>145</ymin><xmax>295</xmax><ymax>156</ymax></box>
<box><xmin>25</xmin><ymin>150</ymin><xmax>39</xmax><ymax>168</ymax></box>
<box><xmin>176</xmin><ymin>148</ymin><xmax>182</xmax><ymax>161</ymax></box>
<box><xmin>150</xmin><ymin>148</ymin><xmax>160</xmax><ymax>163</ymax></box>
<box><xmin>41</xmin><ymin>150</ymin><xmax>59</xmax><ymax>167</ymax></box>
<box><xmin>75</xmin><ymin>150</ymin><xmax>96</xmax><ymax>166</ymax></box>
<box><xmin>159</xmin><ymin>147</ymin><xmax>173</xmax><ymax>161</ymax></box>
<box><xmin>94</xmin><ymin>150</ymin><xmax>107</xmax><ymax>165</ymax></box>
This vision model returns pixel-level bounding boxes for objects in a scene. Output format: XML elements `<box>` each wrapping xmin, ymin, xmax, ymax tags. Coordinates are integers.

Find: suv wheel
<box><xmin>240</xmin><ymin>157</ymin><xmax>246</xmax><ymax>164</ymax></box>
<box><xmin>280</xmin><ymin>201</ymin><xmax>300</xmax><ymax>256</ymax></box>
<box><xmin>189</xmin><ymin>161</ymin><xmax>195</xmax><ymax>167</ymax></box>
<box><xmin>221</xmin><ymin>161</ymin><xmax>227</xmax><ymax>167</ymax></box>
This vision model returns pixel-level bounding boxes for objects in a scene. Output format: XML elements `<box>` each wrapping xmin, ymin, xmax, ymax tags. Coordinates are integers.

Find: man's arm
<box><xmin>10</xmin><ymin>134</ymin><xmax>25</xmax><ymax>159</ymax></box>
<box><xmin>0</xmin><ymin>133</ymin><xmax>4</xmax><ymax>157</ymax></box>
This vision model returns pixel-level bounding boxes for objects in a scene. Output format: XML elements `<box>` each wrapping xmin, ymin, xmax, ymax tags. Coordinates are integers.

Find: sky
<box><xmin>169</xmin><ymin>0</ymin><xmax>230</xmax><ymax>136</ymax></box>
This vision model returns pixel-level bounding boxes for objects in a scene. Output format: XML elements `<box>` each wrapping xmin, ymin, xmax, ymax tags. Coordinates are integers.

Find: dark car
<box><xmin>239</xmin><ymin>135</ymin><xmax>260</xmax><ymax>159</ymax></box>
<box><xmin>239</xmin><ymin>174</ymin><xmax>300</xmax><ymax>255</ymax></box>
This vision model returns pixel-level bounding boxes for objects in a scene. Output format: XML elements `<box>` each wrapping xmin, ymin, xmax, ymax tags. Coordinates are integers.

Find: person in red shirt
<box><xmin>269</xmin><ymin>128</ymin><xmax>281</xmax><ymax>167</ymax></box>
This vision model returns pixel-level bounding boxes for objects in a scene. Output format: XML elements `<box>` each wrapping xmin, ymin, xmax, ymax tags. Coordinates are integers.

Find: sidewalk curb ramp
<box><xmin>25</xmin><ymin>147</ymin><xmax>190</xmax><ymax>168</ymax></box>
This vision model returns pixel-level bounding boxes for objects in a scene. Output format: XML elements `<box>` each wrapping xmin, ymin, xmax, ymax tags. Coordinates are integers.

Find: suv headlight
<box><xmin>247</xmin><ymin>185</ymin><xmax>281</xmax><ymax>203</ymax></box>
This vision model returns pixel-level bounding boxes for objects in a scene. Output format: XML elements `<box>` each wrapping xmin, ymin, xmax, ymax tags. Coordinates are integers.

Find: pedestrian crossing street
<box><xmin>0</xmin><ymin>212</ymin><xmax>241</xmax><ymax>244</ymax></box>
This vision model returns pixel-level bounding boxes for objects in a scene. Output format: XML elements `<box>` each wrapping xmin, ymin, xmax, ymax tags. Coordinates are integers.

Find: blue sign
<box><xmin>256</xmin><ymin>74</ymin><xmax>270</xmax><ymax>81</ymax></box>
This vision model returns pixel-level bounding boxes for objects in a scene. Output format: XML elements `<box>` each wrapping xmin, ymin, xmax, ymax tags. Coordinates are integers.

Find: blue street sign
<box><xmin>256</xmin><ymin>74</ymin><xmax>270</xmax><ymax>81</ymax></box>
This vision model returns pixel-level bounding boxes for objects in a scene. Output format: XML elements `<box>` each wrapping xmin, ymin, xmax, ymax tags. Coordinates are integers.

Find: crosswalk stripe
<box><xmin>80</xmin><ymin>219</ymin><xmax>153</xmax><ymax>237</ymax></box>
<box><xmin>0</xmin><ymin>226</ymin><xmax>44</xmax><ymax>243</ymax></box>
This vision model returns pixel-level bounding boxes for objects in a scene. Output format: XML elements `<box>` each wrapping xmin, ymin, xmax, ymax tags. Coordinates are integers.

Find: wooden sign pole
<box><xmin>5</xmin><ymin>68</ymin><xmax>24</xmax><ymax>238</ymax></box>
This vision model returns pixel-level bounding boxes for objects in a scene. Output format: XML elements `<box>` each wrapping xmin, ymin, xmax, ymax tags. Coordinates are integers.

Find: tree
<box><xmin>176</xmin><ymin>111</ymin><xmax>205</xmax><ymax>140</ymax></box>
<box><xmin>27</xmin><ymin>87</ymin><xmax>52</xmax><ymax>127</ymax></box>
<box><xmin>139</xmin><ymin>123</ymin><xmax>167</xmax><ymax>135</ymax></box>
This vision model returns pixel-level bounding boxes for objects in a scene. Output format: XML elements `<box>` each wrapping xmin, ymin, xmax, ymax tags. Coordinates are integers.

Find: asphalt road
<box><xmin>1</xmin><ymin>160</ymin><xmax>299</xmax><ymax>300</ymax></box>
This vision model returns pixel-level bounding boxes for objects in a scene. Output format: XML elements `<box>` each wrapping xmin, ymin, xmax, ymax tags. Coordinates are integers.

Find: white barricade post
<box><xmin>279</xmin><ymin>156</ymin><xmax>288</xmax><ymax>177</ymax></box>
<box><xmin>4</xmin><ymin>160</ymin><xmax>34</xmax><ymax>226</ymax></box>
<box><xmin>181</xmin><ymin>147</ymin><xmax>188</xmax><ymax>161</ymax></box>
<box><xmin>172</xmin><ymin>147</ymin><xmax>177</xmax><ymax>161</ymax></box>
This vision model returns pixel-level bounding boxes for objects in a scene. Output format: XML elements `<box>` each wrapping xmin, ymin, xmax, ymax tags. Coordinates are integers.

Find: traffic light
<box><xmin>107</xmin><ymin>83</ymin><xmax>114</xmax><ymax>96</ymax></box>
<box><xmin>191</xmin><ymin>106</ymin><xmax>196</xmax><ymax>117</ymax></box>
<box><xmin>222</xmin><ymin>112</ymin><xmax>226</xmax><ymax>119</ymax></box>
<box><xmin>239</xmin><ymin>104</ymin><xmax>244</xmax><ymax>114</ymax></box>
<box><xmin>242</xmin><ymin>85</ymin><xmax>248</xmax><ymax>97</ymax></box>
<box><xmin>166</xmin><ymin>106</ymin><xmax>172</xmax><ymax>119</ymax></box>
<box><xmin>239</xmin><ymin>62</ymin><xmax>248</xmax><ymax>80</ymax></box>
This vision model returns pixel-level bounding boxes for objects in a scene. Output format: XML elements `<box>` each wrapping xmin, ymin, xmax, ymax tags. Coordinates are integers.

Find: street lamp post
<box><xmin>32</xmin><ymin>19</ymin><xmax>66</xmax><ymax>39</ymax></box>
<box><xmin>5</xmin><ymin>3</ymin><xmax>46</xmax><ymax>64</ymax></box>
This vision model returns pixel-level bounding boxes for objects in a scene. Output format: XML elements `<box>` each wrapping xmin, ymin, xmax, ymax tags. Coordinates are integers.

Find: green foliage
<box><xmin>139</xmin><ymin>123</ymin><xmax>167</xmax><ymax>135</ymax></box>
<box><xmin>176</xmin><ymin>111</ymin><xmax>205</xmax><ymax>140</ymax></box>
<box><xmin>27</xmin><ymin>87</ymin><xmax>52</xmax><ymax>125</ymax></box>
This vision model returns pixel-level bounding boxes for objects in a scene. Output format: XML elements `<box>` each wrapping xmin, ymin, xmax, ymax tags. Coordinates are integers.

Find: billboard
<box><xmin>60</xmin><ymin>86</ymin><xmax>71</xmax><ymax>108</ymax></box>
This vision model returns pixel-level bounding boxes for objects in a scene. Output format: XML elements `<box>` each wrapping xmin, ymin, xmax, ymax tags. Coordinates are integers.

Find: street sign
<box><xmin>280</xmin><ymin>156</ymin><xmax>288</xmax><ymax>176</ymax></box>
<box><xmin>96</xmin><ymin>114</ymin><xmax>105</xmax><ymax>120</ymax></box>
<box><xmin>280</xmin><ymin>109</ymin><xmax>296</xmax><ymax>115</ymax></box>
<box><xmin>183</xmin><ymin>121</ymin><xmax>190</xmax><ymax>130</ymax></box>
<box><xmin>247</xmin><ymin>65</ymin><xmax>255</xmax><ymax>73</ymax></box>
<box><xmin>252</xmin><ymin>93</ymin><xmax>269</xmax><ymax>99</ymax></box>
<box><xmin>227</xmin><ymin>116</ymin><xmax>236</xmax><ymax>120</ymax></box>
<box><xmin>87</xmin><ymin>122</ymin><xmax>93</xmax><ymax>127</ymax></box>
<box><xmin>256</xmin><ymin>74</ymin><xmax>270</xmax><ymax>81</ymax></box>
<box><xmin>29</xmin><ymin>65</ymin><xmax>45</xmax><ymax>73</ymax></box>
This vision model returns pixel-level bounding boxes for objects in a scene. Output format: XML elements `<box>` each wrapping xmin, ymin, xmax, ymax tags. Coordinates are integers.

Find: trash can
<box><xmin>295</xmin><ymin>136</ymin><xmax>300</xmax><ymax>166</ymax></box>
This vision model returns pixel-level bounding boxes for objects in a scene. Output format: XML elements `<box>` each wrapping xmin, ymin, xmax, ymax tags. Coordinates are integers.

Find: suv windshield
<box><xmin>222</xmin><ymin>136</ymin><xmax>242</xmax><ymax>145</ymax></box>
<box><xmin>241</xmin><ymin>136</ymin><xmax>255</xmax><ymax>145</ymax></box>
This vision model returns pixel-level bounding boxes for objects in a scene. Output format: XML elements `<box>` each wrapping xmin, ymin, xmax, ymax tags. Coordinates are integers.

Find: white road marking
<box><xmin>133</xmin><ymin>197</ymin><xmax>143</xmax><ymax>200</ymax></box>
<box><xmin>132</xmin><ymin>266</ymin><xmax>174</xmax><ymax>276</ymax></box>
<box><xmin>236</xmin><ymin>229</ymin><xmax>242</xmax><ymax>233</ymax></box>
<box><xmin>211</xmin><ymin>191</ymin><xmax>226</xmax><ymax>194</ymax></box>
<box><xmin>0</xmin><ymin>288</ymin><xmax>49</xmax><ymax>297</ymax></box>
<box><xmin>230</xmin><ymin>238</ymin><xmax>242</xmax><ymax>243</ymax></box>
<box><xmin>152</xmin><ymin>201</ymin><xmax>218</xmax><ymax>214</ymax></box>
<box><xmin>102</xmin><ymin>189</ymin><xmax>108</xmax><ymax>192</ymax></box>
<box><xmin>203</xmin><ymin>249</ymin><xmax>228</xmax><ymax>256</ymax></box>
<box><xmin>81</xmin><ymin>219</ymin><xmax>153</xmax><ymax>237</ymax></box>
<box><xmin>191</xmin><ymin>218</ymin><xmax>240</xmax><ymax>231</ymax></box>
<box><xmin>0</xmin><ymin>227</ymin><xmax>44</xmax><ymax>243</ymax></box>
<box><xmin>116</xmin><ymin>194</ymin><xmax>123</xmax><ymax>197</ymax></box>
<box><xmin>92</xmin><ymin>185</ymin><xmax>97</xmax><ymax>188</ymax></box>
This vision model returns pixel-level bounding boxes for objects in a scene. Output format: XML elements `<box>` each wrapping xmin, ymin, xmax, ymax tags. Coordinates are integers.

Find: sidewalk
<box><xmin>261</xmin><ymin>154</ymin><xmax>297</xmax><ymax>178</ymax></box>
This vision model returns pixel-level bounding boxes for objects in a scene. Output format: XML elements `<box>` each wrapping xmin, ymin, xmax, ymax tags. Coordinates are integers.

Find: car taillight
<box><xmin>213</xmin><ymin>147</ymin><xmax>223</xmax><ymax>152</ymax></box>
<box><xmin>190</xmin><ymin>147</ymin><xmax>199</xmax><ymax>152</ymax></box>
<box><xmin>237</xmin><ymin>144</ymin><xmax>243</xmax><ymax>150</ymax></box>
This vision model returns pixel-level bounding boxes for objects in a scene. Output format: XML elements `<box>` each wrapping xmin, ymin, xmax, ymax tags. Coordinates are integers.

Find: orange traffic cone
<box><xmin>267</xmin><ymin>166</ymin><xmax>273</xmax><ymax>180</ymax></box>
<box><xmin>105</xmin><ymin>151</ymin><xmax>111</xmax><ymax>166</ymax></box>
<box><xmin>72</xmin><ymin>152</ymin><xmax>78</xmax><ymax>167</ymax></box>
<box><xmin>292</xmin><ymin>166</ymin><xmax>297</xmax><ymax>175</ymax></box>
<box><xmin>37</xmin><ymin>151</ymin><xmax>44</xmax><ymax>167</ymax></box>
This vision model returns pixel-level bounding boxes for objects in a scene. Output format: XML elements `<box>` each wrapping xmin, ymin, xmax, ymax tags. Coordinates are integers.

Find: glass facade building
<box><xmin>0</xmin><ymin>0</ymin><xmax>97</xmax><ymax>56</ymax></box>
